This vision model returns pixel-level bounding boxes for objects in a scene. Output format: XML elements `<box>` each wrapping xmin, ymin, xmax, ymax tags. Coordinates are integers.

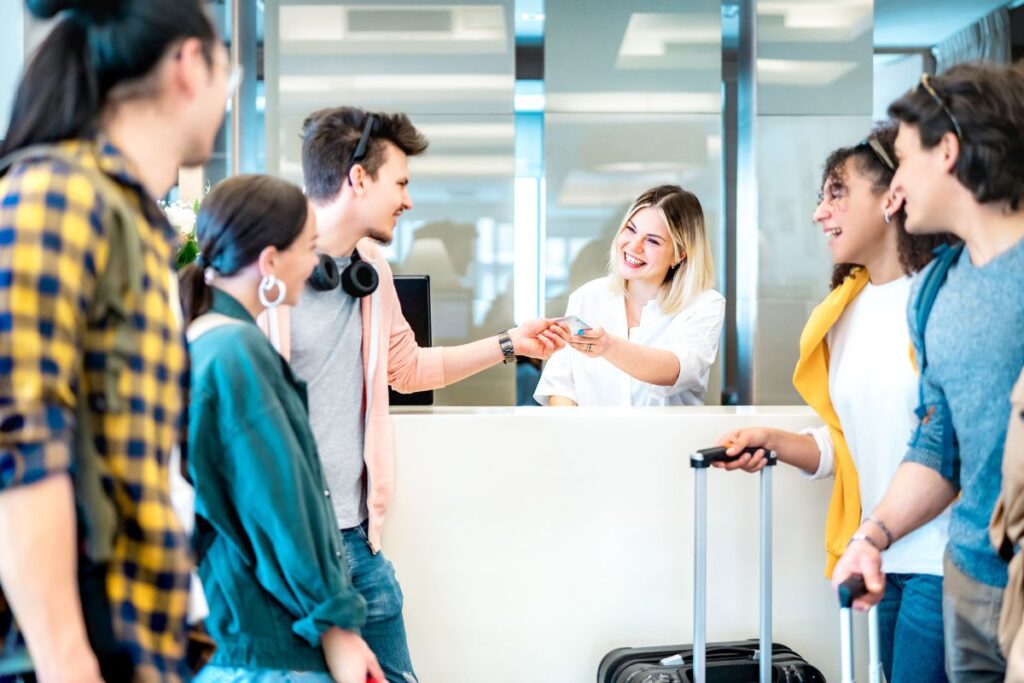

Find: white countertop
<box><xmin>391</xmin><ymin>404</ymin><xmax>818</xmax><ymax>418</ymax></box>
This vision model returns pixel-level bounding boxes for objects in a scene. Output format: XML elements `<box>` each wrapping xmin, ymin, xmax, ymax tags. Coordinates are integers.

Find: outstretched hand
<box><xmin>509</xmin><ymin>319</ymin><xmax>571</xmax><ymax>360</ymax></box>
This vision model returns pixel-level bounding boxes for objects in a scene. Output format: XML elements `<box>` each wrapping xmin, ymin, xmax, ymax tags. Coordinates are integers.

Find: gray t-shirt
<box><xmin>289</xmin><ymin>256</ymin><xmax>367</xmax><ymax>528</ymax></box>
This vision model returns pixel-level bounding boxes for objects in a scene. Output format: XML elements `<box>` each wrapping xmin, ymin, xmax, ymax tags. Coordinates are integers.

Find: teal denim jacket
<box><xmin>188</xmin><ymin>290</ymin><xmax>366</xmax><ymax>671</ymax></box>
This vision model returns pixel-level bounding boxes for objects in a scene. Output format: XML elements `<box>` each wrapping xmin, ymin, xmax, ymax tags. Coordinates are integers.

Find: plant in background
<box><xmin>160</xmin><ymin>197</ymin><xmax>202</xmax><ymax>269</ymax></box>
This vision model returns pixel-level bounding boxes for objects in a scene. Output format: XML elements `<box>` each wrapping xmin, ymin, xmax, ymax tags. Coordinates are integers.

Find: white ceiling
<box><xmin>873</xmin><ymin>0</ymin><xmax>1013</xmax><ymax>48</ymax></box>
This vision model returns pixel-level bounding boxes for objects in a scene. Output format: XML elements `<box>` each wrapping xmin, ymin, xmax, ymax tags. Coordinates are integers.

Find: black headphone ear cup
<box><xmin>308</xmin><ymin>253</ymin><xmax>340</xmax><ymax>291</ymax></box>
<box><xmin>340</xmin><ymin>259</ymin><xmax>379</xmax><ymax>298</ymax></box>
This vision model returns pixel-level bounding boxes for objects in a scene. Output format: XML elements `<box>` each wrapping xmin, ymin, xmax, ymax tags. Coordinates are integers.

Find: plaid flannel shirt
<box><xmin>0</xmin><ymin>139</ymin><xmax>191</xmax><ymax>680</ymax></box>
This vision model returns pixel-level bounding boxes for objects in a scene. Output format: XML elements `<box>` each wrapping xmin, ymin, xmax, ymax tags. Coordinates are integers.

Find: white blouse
<box><xmin>534</xmin><ymin>278</ymin><xmax>726</xmax><ymax>407</ymax></box>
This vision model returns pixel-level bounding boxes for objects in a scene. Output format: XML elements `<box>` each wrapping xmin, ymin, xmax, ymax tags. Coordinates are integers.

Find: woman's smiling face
<box><xmin>614</xmin><ymin>207</ymin><xmax>680</xmax><ymax>286</ymax></box>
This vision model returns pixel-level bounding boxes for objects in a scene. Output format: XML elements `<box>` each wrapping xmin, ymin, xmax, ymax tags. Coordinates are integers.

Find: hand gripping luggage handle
<box><xmin>837</xmin><ymin>575</ymin><xmax>881</xmax><ymax>683</ymax></box>
<box><xmin>689</xmin><ymin>446</ymin><xmax>777</xmax><ymax>683</ymax></box>
<box><xmin>689</xmin><ymin>445</ymin><xmax>779</xmax><ymax>469</ymax></box>
<box><xmin>838</xmin><ymin>574</ymin><xmax>868</xmax><ymax>609</ymax></box>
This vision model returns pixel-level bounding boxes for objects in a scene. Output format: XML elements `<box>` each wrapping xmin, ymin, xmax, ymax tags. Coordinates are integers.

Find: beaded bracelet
<box><xmin>847</xmin><ymin>533</ymin><xmax>881</xmax><ymax>551</ymax></box>
<box><xmin>864</xmin><ymin>516</ymin><xmax>894</xmax><ymax>550</ymax></box>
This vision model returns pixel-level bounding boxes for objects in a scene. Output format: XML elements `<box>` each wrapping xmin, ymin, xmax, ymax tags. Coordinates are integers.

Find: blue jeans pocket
<box><xmin>340</xmin><ymin>527</ymin><xmax>404</xmax><ymax>621</ymax></box>
<box><xmin>361</xmin><ymin>555</ymin><xmax>404</xmax><ymax>621</ymax></box>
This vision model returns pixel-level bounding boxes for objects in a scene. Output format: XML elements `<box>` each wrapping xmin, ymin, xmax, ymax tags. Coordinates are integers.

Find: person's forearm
<box><xmin>0</xmin><ymin>475</ymin><xmax>100</xmax><ymax>680</ymax></box>
<box><xmin>861</xmin><ymin>462</ymin><xmax>957</xmax><ymax>544</ymax></box>
<box><xmin>761</xmin><ymin>429</ymin><xmax>822</xmax><ymax>475</ymax></box>
<box><xmin>547</xmin><ymin>395</ymin><xmax>577</xmax><ymax>407</ymax></box>
<box><xmin>602</xmin><ymin>336</ymin><xmax>680</xmax><ymax>386</ymax></box>
<box><xmin>440</xmin><ymin>336</ymin><xmax>504</xmax><ymax>385</ymax></box>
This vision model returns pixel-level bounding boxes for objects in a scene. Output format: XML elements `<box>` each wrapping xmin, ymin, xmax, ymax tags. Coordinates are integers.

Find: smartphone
<box><xmin>555</xmin><ymin>315</ymin><xmax>592</xmax><ymax>334</ymax></box>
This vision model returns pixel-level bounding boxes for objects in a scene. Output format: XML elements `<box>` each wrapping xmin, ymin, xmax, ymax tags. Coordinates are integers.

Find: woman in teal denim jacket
<box><xmin>180</xmin><ymin>175</ymin><xmax>384</xmax><ymax>683</ymax></box>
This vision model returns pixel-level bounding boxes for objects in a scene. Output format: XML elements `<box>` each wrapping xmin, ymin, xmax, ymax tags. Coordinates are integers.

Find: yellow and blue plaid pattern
<box><xmin>0</xmin><ymin>140</ymin><xmax>190</xmax><ymax>680</ymax></box>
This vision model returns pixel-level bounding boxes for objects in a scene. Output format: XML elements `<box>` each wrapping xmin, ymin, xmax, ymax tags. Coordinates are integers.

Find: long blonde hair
<box><xmin>607</xmin><ymin>185</ymin><xmax>714</xmax><ymax>315</ymax></box>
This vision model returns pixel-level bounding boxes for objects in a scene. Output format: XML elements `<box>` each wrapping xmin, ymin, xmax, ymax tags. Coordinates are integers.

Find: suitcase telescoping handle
<box><xmin>689</xmin><ymin>446</ymin><xmax>778</xmax><ymax>683</ymax></box>
<box><xmin>837</xmin><ymin>574</ymin><xmax>883</xmax><ymax>683</ymax></box>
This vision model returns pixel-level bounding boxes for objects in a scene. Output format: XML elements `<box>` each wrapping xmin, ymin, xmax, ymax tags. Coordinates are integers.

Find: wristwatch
<box><xmin>498</xmin><ymin>330</ymin><xmax>516</xmax><ymax>365</ymax></box>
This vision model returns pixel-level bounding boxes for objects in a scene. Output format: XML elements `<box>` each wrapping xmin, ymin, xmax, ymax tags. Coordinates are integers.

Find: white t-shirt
<box><xmin>534</xmin><ymin>278</ymin><xmax>725</xmax><ymax>407</ymax></box>
<box><xmin>803</xmin><ymin>276</ymin><xmax>949</xmax><ymax>576</ymax></box>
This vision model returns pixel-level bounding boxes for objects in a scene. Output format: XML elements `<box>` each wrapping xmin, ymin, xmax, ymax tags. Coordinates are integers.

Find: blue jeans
<box><xmin>877</xmin><ymin>572</ymin><xmax>948</xmax><ymax>683</ymax></box>
<box><xmin>341</xmin><ymin>521</ymin><xmax>417</xmax><ymax>683</ymax></box>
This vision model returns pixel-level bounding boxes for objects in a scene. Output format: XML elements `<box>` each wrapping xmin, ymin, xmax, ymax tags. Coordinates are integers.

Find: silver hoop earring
<box><xmin>883</xmin><ymin>192</ymin><xmax>898</xmax><ymax>224</ymax></box>
<box><xmin>203</xmin><ymin>267</ymin><xmax>217</xmax><ymax>285</ymax></box>
<box><xmin>258</xmin><ymin>275</ymin><xmax>287</xmax><ymax>308</ymax></box>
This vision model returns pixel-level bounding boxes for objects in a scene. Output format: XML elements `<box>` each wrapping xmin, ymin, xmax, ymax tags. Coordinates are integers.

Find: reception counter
<box><xmin>383</xmin><ymin>407</ymin><xmax>870</xmax><ymax>682</ymax></box>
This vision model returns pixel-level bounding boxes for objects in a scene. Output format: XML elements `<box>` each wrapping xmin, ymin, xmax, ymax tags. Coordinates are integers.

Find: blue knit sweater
<box><xmin>905</xmin><ymin>236</ymin><xmax>1024</xmax><ymax>587</ymax></box>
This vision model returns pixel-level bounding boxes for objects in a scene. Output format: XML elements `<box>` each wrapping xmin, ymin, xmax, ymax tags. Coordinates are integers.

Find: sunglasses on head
<box><xmin>918</xmin><ymin>73</ymin><xmax>964</xmax><ymax>141</ymax></box>
<box><xmin>855</xmin><ymin>137</ymin><xmax>896</xmax><ymax>172</ymax></box>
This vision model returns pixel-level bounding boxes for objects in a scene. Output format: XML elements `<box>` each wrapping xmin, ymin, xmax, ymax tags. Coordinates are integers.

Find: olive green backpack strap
<box><xmin>0</xmin><ymin>144</ymin><xmax>145</xmax><ymax>563</ymax></box>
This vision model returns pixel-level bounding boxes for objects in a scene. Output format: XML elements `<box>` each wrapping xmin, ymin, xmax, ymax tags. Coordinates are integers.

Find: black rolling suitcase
<box><xmin>597</xmin><ymin>446</ymin><xmax>825</xmax><ymax>683</ymax></box>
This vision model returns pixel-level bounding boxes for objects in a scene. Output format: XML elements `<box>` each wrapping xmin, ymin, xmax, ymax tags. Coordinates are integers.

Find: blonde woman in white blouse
<box><xmin>535</xmin><ymin>185</ymin><xmax>725</xmax><ymax>407</ymax></box>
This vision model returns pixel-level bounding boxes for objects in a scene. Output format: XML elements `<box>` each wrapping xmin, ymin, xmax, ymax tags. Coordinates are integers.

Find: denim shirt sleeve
<box><xmin>190</xmin><ymin>330</ymin><xmax>367</xmax><ymax>645</ymax></box>
<box><xmin>903</xmin><ymin>274</ymin><xmax>961</xmax><ymax>490</ymax></box>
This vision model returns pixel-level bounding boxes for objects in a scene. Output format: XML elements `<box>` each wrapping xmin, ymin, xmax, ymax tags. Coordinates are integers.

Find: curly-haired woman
<box><xmin>714</xmin><ymin>124</ymin><xmax>956</xmax><ymax>683</ymax></box>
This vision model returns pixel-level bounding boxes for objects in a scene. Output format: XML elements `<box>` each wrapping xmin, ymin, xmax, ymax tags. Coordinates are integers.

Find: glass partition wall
<box><xmin>544</xmin><ymin>0</ymin><xmax>723</xmax><ymax>403</ymax></box>
<box><xmin>248</xmin><ymin>0</ymin><xmax>876</xmax><ymax>406</ymax></box>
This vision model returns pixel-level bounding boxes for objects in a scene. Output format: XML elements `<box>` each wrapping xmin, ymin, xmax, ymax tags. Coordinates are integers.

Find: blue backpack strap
<box><xmin>912</xmin><ymin>242</ymin><xmax>964</xmax><ymax>481</ymax></box>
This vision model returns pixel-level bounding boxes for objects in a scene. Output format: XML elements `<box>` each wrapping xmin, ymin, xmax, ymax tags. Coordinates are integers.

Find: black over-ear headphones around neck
<box><xmin>308</xmin><ymin>250</ymin><xmax>379</xmax><ymax>298</ymax></box>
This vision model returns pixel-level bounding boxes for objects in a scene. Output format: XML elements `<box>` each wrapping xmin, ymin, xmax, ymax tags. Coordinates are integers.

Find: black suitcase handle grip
<box><xmin>837</xmin><ymin>574</ymin><xmax>868</xmax><ymax>608</ymax></box>
<box><xmin>690</xmin><ymin>446</ymin><xmax>778</xmax><ymax>469</ymax></box>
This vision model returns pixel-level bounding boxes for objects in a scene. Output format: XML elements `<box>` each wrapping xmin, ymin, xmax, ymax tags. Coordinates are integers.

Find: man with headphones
<box><xmin>272</xmin><ymin>107</ymin><xmax>568</xmax><ymax>683</ymax></box>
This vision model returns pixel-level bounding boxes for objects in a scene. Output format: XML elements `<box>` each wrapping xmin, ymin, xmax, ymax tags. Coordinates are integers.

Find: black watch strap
<box><xmin>498</xmin><ymin>330</ymin><xmax>516</xmax><ymax>365</ymax></box>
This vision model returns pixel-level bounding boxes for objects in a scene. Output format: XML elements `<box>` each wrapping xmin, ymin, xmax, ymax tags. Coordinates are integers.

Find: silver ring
<box><xmin>586</xmin><ymin>343</ymin><xmax>593</xmax><ymax>352</ymax></box>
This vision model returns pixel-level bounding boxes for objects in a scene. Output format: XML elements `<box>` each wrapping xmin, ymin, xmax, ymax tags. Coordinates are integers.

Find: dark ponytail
<box><xmin>180</xmin><ymin>175</ymin><xmax>310</xmax><ymax>325</ymax></box>
<box><xmin>1</xmin><ymin>0</ymin><xmax>216</xmax><ymax>155</ymax></box>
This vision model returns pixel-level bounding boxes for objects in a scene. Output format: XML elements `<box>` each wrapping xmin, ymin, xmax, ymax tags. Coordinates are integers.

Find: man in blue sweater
<box><xmin>832</xmin><ymin>62</ymin><xmax>1024</xmax><ymax>681</ymax></box>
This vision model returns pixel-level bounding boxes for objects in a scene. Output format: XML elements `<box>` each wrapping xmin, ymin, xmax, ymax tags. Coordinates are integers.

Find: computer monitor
<box><xmin>389</xmin><ymin>275</ymin><xmax>433</xmax><ymax>406</ymax></box>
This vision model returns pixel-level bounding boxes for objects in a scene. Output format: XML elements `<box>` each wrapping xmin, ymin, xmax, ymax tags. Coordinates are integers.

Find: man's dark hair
<box><xmin>301</xmin><ymin>107</ymin><xmax>429</xmax><ymax>203</ymax></box>
<box><xmin>888</xmin><ymin>62</ymin><xmax>1024</xmax><ymax>211</ymax></box>
<box><xmin>821</xmin><ymin>123</ymin><xmax>957</xmax><ymax>290</ymax></box>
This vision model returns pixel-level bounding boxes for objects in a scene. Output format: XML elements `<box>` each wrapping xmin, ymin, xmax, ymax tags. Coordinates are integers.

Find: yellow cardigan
<box><xmin>791</xmin><ymin>268</ymin><xmax>869</xmax><ymax>577</ymax></box>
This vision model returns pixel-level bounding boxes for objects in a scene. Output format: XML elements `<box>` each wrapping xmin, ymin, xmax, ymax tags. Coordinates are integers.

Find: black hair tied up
<box><xmin>1</xmin><ymin>0</ymin><xmax>216</xmax><ymax>156</ymax></box>
<box><xmin>27</xmin><ymin>0</ymin><xmax>123</xmax><ymax>22</ymax></box>
<box><xmin>179</xmin><ymin>175</ymin><xmax>310</xmax><ymax>325</ymax></box>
